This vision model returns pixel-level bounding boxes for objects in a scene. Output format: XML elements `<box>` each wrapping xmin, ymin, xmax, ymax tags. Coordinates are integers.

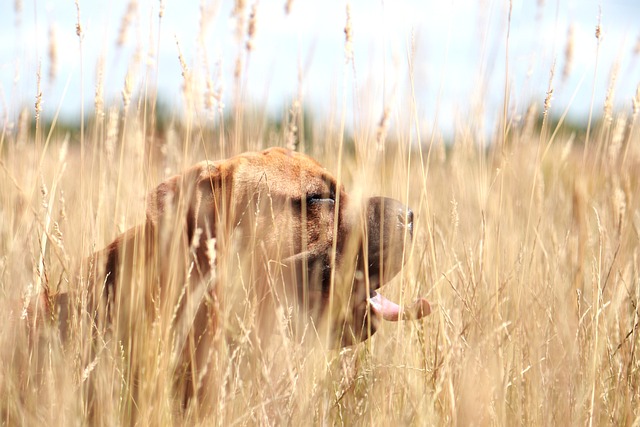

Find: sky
<box><xmin>0</xmin><ymin>0</ymin><xmax>638</xmax><ymax>138</ymax></box>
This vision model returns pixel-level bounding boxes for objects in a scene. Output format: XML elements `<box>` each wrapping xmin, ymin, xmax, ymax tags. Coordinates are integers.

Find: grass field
<box><xmin>2</xmin><ymin>2</ymin><xmax>640</xmax><ymax>425</ymax></box>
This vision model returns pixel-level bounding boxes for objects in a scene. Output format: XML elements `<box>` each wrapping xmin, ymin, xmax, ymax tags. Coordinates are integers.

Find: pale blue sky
<box><xmin>1</xmin><ymin>0</ymin><xmax>638</xmax><ymax>138</ymax></box>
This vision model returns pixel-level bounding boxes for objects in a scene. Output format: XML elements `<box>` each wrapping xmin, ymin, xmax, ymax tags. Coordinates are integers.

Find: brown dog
<box><xmin>43</xmin><ymin>147</ymin><xmax>430</xmax><ymax>407</ymax></box>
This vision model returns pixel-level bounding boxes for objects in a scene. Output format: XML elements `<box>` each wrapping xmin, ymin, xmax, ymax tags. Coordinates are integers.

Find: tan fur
<box><xmin>38</xmin><ymin>147</ymin><xmax>415</xmax><ymax>409</ymax></box>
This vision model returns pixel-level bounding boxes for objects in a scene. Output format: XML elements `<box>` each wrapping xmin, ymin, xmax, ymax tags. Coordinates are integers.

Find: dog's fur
<box><xmin>38</xmin><ymin>147</ymin><xmax>426</xmax><ymax>409</ymax></box>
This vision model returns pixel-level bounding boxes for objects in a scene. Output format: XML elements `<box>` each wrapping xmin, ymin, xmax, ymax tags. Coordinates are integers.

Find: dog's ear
<box><xmin>146</xmin><ymin>176</ymin><xmax>179</xmax><ymax>224</ymax></box>
<box><xmin>146</xmin><ymin>162</ymin><xmax>224</xmax><ymax>239</ymax></box>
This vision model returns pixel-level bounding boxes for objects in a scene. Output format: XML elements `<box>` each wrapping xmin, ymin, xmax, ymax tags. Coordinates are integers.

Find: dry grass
<box><xmin>2</xmin><ymin>2</ymin><xmax>640</xmax><ymax>426</ymax></box>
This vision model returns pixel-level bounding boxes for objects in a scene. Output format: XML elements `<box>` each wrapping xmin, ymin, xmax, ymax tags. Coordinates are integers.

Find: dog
<box><xmin>37</xmin><ymin>147</ymin><xmax>430</xmax><ymax>408</ymax></box>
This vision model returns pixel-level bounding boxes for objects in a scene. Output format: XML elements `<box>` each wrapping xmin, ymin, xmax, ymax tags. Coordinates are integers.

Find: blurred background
<box><xmin>1</xmin><ymin>0</ymin><xmax>638</xmax><ymax>140</ymax></box>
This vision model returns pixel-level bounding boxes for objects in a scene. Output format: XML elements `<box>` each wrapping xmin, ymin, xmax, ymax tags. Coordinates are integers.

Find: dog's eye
<box><xmin>306</xmin><ymin>188</ymin><xmax>335</xmax><ymax>205</ymax></box>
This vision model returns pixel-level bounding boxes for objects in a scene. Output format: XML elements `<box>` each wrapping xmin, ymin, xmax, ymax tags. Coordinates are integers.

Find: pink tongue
<box><xmin>368</xmin><ymin>293</ymin><xmax>431</xmax><ymax>321</ymax></box>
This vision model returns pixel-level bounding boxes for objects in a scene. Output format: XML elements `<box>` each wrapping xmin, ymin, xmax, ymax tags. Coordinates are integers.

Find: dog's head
<box><xmin>147</xmin><ymin>147</ymin><xmax>429</xmax><ymax>347</ymax></box>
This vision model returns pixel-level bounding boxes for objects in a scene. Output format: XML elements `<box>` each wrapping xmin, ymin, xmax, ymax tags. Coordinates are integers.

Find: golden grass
<box><xmin>2</xmin><ymin>2</ymin><xmax>640</xmax><ymax>425</ymax></box>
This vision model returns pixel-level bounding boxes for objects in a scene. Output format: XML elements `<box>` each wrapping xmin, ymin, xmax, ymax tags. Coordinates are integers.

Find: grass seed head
<box><xmin>608</xmin><ymin>115</ymin><xmax>626</xmax><ymax>165</ymax></box>
<box><xmin>122</xmin><ymin>69</ymin><xmax>134</xmax><ymax>111</ymax></box>
<box><xmin>95</xmin><ymin>56</ymin><xmax>105</xmax><ymax>119</ymax></box>
<box><xmin>35</xmin><ymin>63</ymin><xmax>42</xmax><ymax>122</ymax></box>
<box><xmin>613</xmin><ymin>186</ymin><xmax>626</xmax><ymax>235</ymax></box>
<box><xmin>376</xmin><ymin>107</ymin><xmax>391</xmax><ymax>150</ymax></box>
<box><xmin>543</xmin><ymin>61</ymin><xmax>555</xmax><ymax>119</ymax></box>
<box><xmin>105</xmin><ymin>108</ymin><xmax>119</xmax><ymax>162</ymax></box>
<box><xmin>450</xmin><ymin>196</ymin><xmax>459</xmax><ymax>236</ymax></box>
<box><xmin>75</xmin><ymin>0</ymin><xmax>82</xmax><ymax>38</ymax></box>
<box><xmin>117</xmin><ymin>0</ymin><xmax>137</xmax><ymax>48</ymax></box>
<box><xmin>285</xmin><ymin>0</ymin><xmax>294</xmax><ymax>15</ymax></box>
<box><xmin>246</xmin><ymin>3</ymin><xmax>258</xmax><ymax>52</ymax></box>
<box><xmin>603</xmin><ymin>62</ymin><xmax>619</xmax><ymax>124</ymax></box>
<box><xmin>344</xmin><ymin>3</ymin><xmax>353</xmax><ymax>62</ymax></box>
<box><xmin>17</xmin><ymin>107</ymin><xmax>29</xmax><ymax>146</ymax></box>
<box><xmin>233</xmin><ymin>0</ymin><xmax>247</xmax><ymax>42</ymax></box>
<box><xmin>48</xmin><ymin>24</ymin><xmax>58</xmax><ymax>83</ymax></box>
<box><xmin>562</xmin><ymin>24</ymin><xmax>574</xmax><ymax>81</ymax></box>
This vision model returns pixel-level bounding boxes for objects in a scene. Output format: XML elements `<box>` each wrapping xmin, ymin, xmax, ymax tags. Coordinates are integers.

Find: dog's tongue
<box><xmin>368</xmin><ymin>293</ymin><xmax>431</xmax><ymax>321</ymax></box>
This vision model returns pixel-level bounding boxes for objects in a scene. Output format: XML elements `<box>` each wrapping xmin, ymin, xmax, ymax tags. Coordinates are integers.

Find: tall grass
<box><xmin>2</xmin><ymin>1</ymin><xmax>640</xmax><ymax>425</ymax></box>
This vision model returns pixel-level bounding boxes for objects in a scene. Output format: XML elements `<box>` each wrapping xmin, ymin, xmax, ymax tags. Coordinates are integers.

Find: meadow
<box><xmin>1</xmin><ymin>1</ymin><xmax>640</xmax><ymax>425</ymax></box>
